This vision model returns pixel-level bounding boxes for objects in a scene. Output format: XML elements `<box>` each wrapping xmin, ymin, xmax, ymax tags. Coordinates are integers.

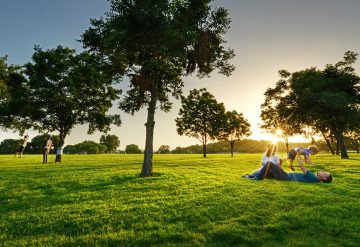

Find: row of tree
<box><xmin>176</xmin><ymin>88</ymin><xmax>251</xmax><ymax>157</ymax></box>
<box><xmin>170</xmin><ymin>139</ymin><xmax>359</xmax><ymax>154</ymax></box>
<box><xmin>0</xmin><ymin>134</ymin><xmax>120</xmax><ymax>154</ymax></box>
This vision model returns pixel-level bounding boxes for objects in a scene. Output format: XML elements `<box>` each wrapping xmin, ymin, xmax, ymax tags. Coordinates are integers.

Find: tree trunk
<box><xmin>202</xmin><ymin>144</ymin><xmax>207</xmax><ymax>158</ymax></box>
<box><xmin>321</xmin><ymin>131</ymin><xmax>335</xmax><ymax>155</ymax></box>
<box><xmin>230</xmin><ymin>141</ymin><xmax>234</xmax><ymax>157</ymax></box>
<box><xmin>284</xmin><ymin>137</ymin><xmax>289</xmax><ymax>154</ymax></box>
<box><xmin>336</xmin><ymin>139</ymin><xmax>340</xmax><ymax>155</ymax></box>
<box><xmin>55</xmin><ymin>133</ymin><xmax>66</xmax><ymax>163</ymax></box>
<box><xmin>336</xmin><ymin>131</ymin><xmax>349</xmax><ymax>159</ymax></box>
<box><xmin>141</xmin><ymin>83</ymin><xmax>158</xmax><ymax>177</ymax></box>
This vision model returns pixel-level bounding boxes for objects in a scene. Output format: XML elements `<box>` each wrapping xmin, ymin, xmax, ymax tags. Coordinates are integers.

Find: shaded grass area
<box><xmin>0</xmin><ymin>153</ymin><xmax>359</xmax><ymax>246</ymax></box>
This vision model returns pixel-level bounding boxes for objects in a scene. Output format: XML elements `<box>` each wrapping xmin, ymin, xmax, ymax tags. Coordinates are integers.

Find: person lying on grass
<box><xmin>243</xmin><ymin>151</ymin><xmax>332</xmax><ymax>183</ymax></box>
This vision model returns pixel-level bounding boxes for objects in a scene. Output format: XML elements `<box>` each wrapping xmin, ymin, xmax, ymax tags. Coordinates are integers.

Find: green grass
<box><xmin>1</xmin><ymin>153</ymin><xmax>359</xmax><ymax>246</ymax></box>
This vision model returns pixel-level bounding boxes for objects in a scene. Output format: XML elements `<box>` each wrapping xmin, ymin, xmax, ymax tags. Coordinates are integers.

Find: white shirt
<box><xmin>261</xmin><ymin>153</ymin><xmax>280</xmax><ymax>166</ymax></box>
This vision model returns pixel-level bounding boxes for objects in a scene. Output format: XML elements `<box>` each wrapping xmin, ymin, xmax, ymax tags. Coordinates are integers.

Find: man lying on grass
<box><xmin>243</xmin><ymin>152</ymin><xmax>332</xmax><ymax>183</ymax></box>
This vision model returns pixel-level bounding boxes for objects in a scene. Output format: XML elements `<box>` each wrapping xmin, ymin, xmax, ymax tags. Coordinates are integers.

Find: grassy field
<box><xmin>0</xmin><ymin>153</ymin><xmax>359</xmax><ymax>246</ymax></box>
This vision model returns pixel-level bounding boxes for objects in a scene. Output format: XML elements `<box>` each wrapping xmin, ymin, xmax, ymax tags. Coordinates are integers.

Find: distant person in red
<box><xmin>42</xmin><ymin>136</ymin><xmax>53</xmax><ymax>164</ymax></box>
<box><xmin>14</xmin><ymin>134</ymin><xmax>30</xmax><ymax>158</ymax></box>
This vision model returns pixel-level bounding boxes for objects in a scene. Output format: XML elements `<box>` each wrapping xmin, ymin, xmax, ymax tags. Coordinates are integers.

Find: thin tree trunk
<box><xmin>203</xmin><ymin>144</ymin><xmax>207</xmax><ymax>158</ymax></box>
<box><xmin>284</xmin><ymin>137</ymin><xmax>289</xmax><ymax>154</ymax></box>
<box><xmin>336</xmin><ymin>139</ymin><xmax>340</xmax><ymax>155</ymax></box>
<box><xmin>321</xmin><ymin>131</ymin><xmax>335</xmax><ymax>155</ymax></box>
<box><xmin>141</xmin><ymin>82</ymin><xmax>158</xmax><ymax>177</ymax></box>
<box><xmin>337</xmin><ymin>132</ymin><xmax>349</xmax><ymax>159</ymax></box>
<box><xmin>230</xmin><ymin>141</ymin><xmax>234</xmax><ymax>157</ymax></box>
<box><xmin>55</xmin><ymin>133</ymin><xmax>66</xmax><ymax>163</ymax></box>
<box><xmin>202</xmin><ymin>135</ymin><xmax>207</xmax><ymax>158</ymax></box>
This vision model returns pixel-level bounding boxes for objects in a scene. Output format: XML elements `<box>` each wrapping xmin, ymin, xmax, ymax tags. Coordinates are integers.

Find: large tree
<box><xmin>219</xmin><ymin>110</ymin><xmax>251</xmax><ymax>157</ymax></box>
<box><xmin>81</xmin><ymin>0</ymin><xmax>235</xmax><ymax>177</ymax></box>
<box><xmin>0</xmin><ymin>46</ymin><xmax>121</xmax><ymax>162</ymax></box>
<box><xmin>262</xmin><ymin>52</ymin><xmax>360</xmax><ymax>159</ymax></box>
<box><xmin>176</xmin><ymin>88</ymin><xmax>226</xmax><ymax>158</ymax></box>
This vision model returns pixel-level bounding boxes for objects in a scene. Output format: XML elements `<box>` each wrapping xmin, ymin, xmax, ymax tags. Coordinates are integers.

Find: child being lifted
<box><xmin>287</xmin><ymin>145</ymin><xmax>318</xmax><ymax>171</ymax></box>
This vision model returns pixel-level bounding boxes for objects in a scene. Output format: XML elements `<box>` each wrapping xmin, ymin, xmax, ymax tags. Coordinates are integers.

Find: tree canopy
<box><xmin>125</xmin><ymin>144</ymin><xmax>142</xmax><ymax>154</ymax></box>
<box><xmin>219</xmin><ymin>110</ymin><xmax>251</xmax><ymax>157</ymax></box>
<box><xmin>0</xmin><ymin>46</ymin><xmax>121</xmax><ymax>162</ymax></box>
<box><xmin>100</xmin><ymin>134</ymin><xmax>120</xmax><ymax>153</ymax></box>
<box><xmin>260</xmin><ymin>51</ymin><xmax>360</xmax><ymax>158</ymax></box>
<box><xmin>81</xmin><ymin>0</ymin><xmax>235</xmax><ymax>176</ymax></box>
<box><xmin>176</xmin><ymin>88</ymin><xmax>226</xmax><ymax>157</ymax></box>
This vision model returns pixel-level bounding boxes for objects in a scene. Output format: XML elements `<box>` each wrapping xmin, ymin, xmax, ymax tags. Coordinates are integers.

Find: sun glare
<box><xmin>275</xmin><ymin>128</ymin><xmax>283</xmax><ymax>136</ymax></box>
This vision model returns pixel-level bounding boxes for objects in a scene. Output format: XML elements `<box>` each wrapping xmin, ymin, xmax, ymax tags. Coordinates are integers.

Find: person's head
<box><xmin>316</xmin><ymin>171</ymin><xmax>332</xmax><ymax>183</ymax></box>
<box><xmin>308</xmin><ymin>145</ymin><xmax>319</xmax><ymax>155</ymax></box>
<box><xmin>266</xmin><ymin>144</ymin><xmax>276</xmax><ymax>157</ymax></box>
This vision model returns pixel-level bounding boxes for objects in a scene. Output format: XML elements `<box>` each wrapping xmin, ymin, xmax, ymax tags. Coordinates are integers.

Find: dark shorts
<box><xmin>288</xmin><ymin>149</ymin><xmax>297</xmax><ymax>160</ymax></box>
<box><xmin>17</xmin><ymin>146</ymin><xmax>25</xmax><ymax>153</ymax></box>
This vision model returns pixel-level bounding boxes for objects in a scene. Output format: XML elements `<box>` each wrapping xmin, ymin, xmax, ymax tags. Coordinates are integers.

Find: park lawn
<box><xmin>0</xmin><ymin>153</ymin><xmax>359</xmax><ymax>246</ymax></box>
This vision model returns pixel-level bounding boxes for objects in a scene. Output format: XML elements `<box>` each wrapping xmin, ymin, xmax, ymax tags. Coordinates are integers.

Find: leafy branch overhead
<box><xmin>82</xmin><ymin>0</ymin><xmax>235</xmax><ymax>114</ymax></box>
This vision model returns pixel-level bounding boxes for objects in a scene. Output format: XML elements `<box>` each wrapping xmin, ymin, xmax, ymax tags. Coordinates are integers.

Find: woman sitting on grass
<box><xmin>244</xmin><ymin>151</ymin><xmax>332</xmax><ymax>183</ymax></box>
<box><xmin>261</xmin><ymin>144</ymin><xmax>286</xmax><ymax>168</ymax></box>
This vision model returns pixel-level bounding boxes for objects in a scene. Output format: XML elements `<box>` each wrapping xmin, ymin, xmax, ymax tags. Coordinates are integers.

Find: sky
<box><xmin>1</xmin><ymin>0</ymin><xmax>360</xmax><ymax>150</ymax></box>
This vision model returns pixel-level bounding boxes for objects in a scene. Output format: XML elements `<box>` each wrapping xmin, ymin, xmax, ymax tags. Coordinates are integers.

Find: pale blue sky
<box><xmin>1</xmin><ymin>0</ymin><xmax>360</xmax><ymax>150</ymax></box>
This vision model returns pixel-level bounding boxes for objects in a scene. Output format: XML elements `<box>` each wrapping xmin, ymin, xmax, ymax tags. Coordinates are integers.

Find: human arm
<box><xmin>296</xmin><ymin>154</ymin><xmax>308</xmax><ymax>174</ymax></box>
<box><xmin>304</xmin><ymin>154</ymin><xmax>311</xmax><ymax>164</ymax></box>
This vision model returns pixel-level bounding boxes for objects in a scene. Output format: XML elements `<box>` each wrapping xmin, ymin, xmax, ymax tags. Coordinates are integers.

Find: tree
<box><xmin>100</xmin><ymin>134</ymin><xmax>120</xmax><ymax>153</ymax></box>
<box><xmin>64</xmin><ymin>141</ymin><xmax>107</xmax><ymax>154</ymax></box>
<box><xmin>0</xmin><ymin>56</ymin><xmax>27</xmax><ymax>132</ymax></box>
<box><xmin>345</xmin><ymin>129</ymin><xmax>360</xmax><ymax>153</ymax></box>
<box><xmin>125</xmin><ymin>144</ymin><xmax>142</xmax><ymax>154</ymax></box>
<box><xmin>157</xmin><ymin>145</ymin><xmax>170</xmax><ymax>154</ymax></box>
<box><xmin>28</xmin><ymin>134</ymin><xmax>59</xmax><ymax>154</ymax></box>
<box><xmin>0</xmin><ymin>46</ymin><xmax>121</xmax><ymax>162</ymax></box>
<box><xmin>81</xmin><ymin>0</ymin><xmax>235</xmax><ymax>177</ymax></box>
<box><xmin>0</xmin><ymin>57</ymin><xmax>8</xmax><ymax>100</ymax></box>
<box><xmin>261</xmin><ymin>52</ymin><xmax>360</xmax><ymax>159</ymax></box>
<box><xmin>176</xmin><ymin>88</ymin><xmax>226</xmax><ymax>158</ymax></box>
<box><xmin>260</xmin><ymin>70</ymin><xmax>303</xmax><ymax>153</ymax></box>
<box><xmin>0</xmin><ymin>139</ymin><xmax>20</xmax><ymax>154</ymax></box>
<box><xmin>219</xmin><ymin>110</ymin><xmax>251</xmax><ymax>157</ymax></box>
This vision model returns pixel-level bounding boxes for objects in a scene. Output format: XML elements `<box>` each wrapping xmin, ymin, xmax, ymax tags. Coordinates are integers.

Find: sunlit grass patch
<box><xmin>0</xmin><ymin>153</ymin><xmax>359</xmax><ymax>246</ymax></box>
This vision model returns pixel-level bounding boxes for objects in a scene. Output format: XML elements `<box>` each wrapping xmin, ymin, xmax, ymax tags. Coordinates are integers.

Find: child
<box><xmin>287</xmin><ymin>145</ymin><xmax>318</xmax><ymax>171</ymax></box>
<box><xmin>261</xmin><ymin>144</ymin><xmax>285</xmax><ymax>168</ymax></box>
